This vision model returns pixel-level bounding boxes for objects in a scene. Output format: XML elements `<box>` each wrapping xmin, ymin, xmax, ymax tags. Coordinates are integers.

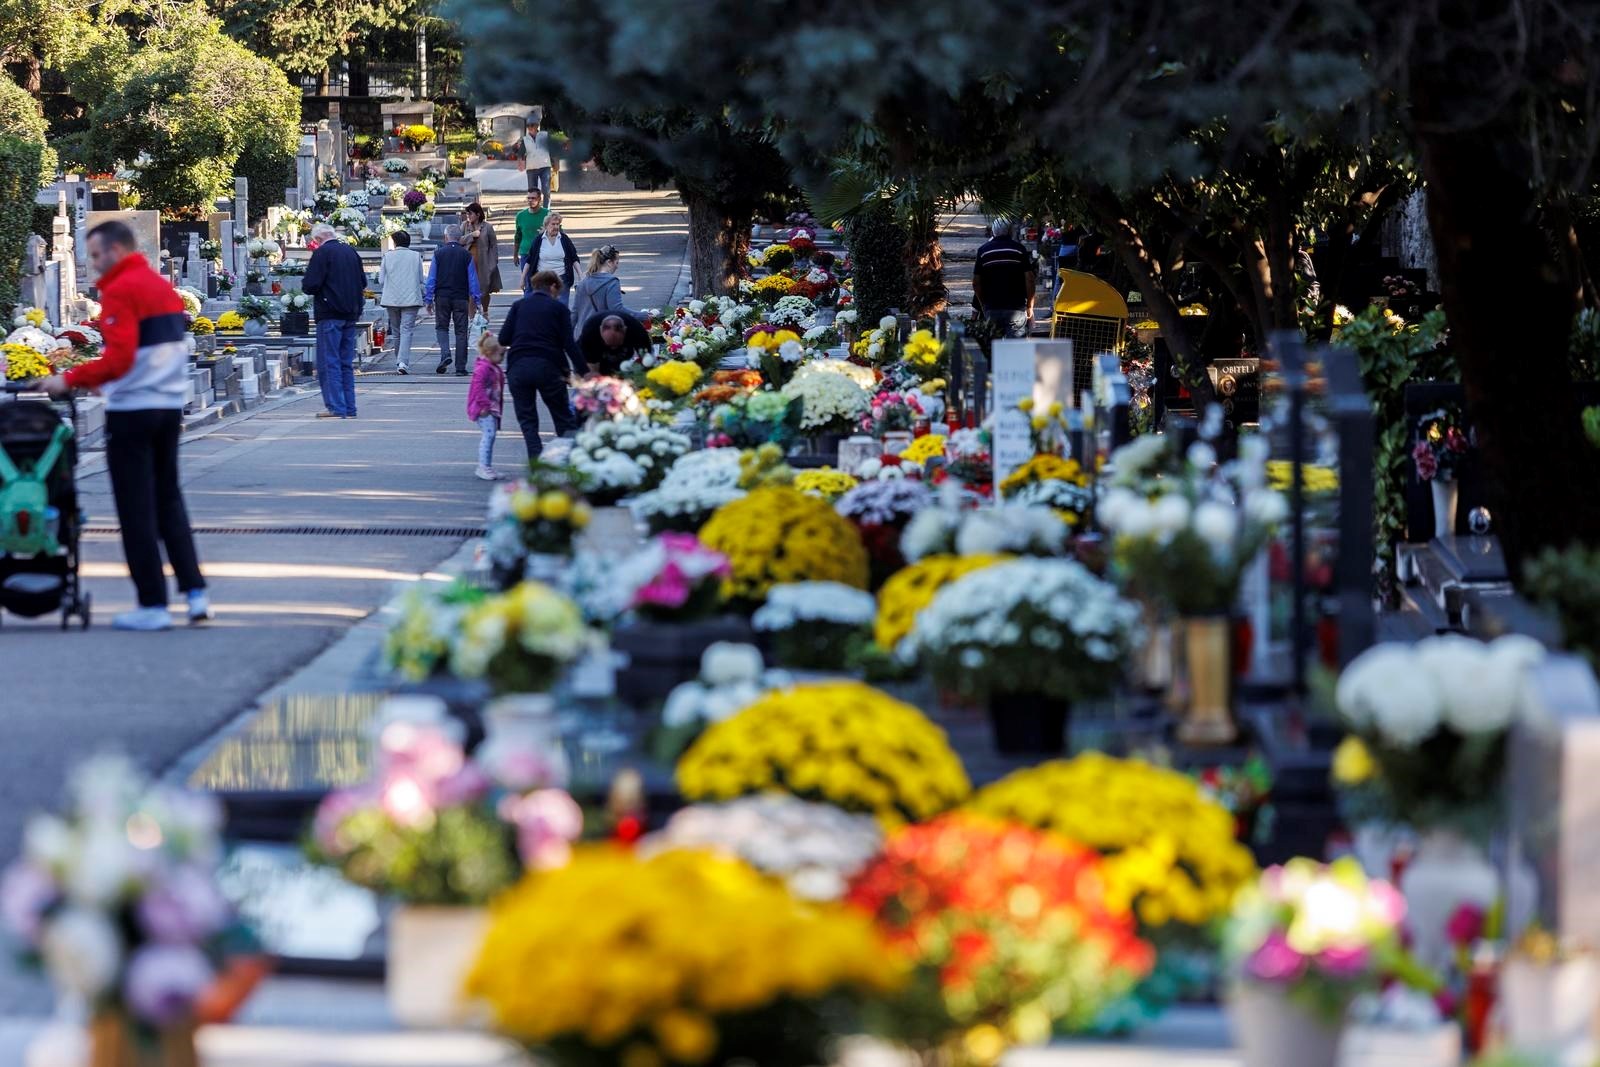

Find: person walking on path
<box><xmin>41</xmin><ymin>220</ymin><xmax>210</xmax><ymax>631</ymax></box>
<box><xmin>578</xmin><ymin>311</ymin><xmax>651</xmax><ymax>377</ymax></box>
<box><xmin>569</xmin><ymin>244</ymin><xmax>634</xmax><ymax>340</ymax></box>
<box><xmin>378</xmin><ymin>230</ymin><xmax>425</xmax><ymax>374</ymax></box>
<box><xmin>514</xmin><ymin>190</ymin><xmax>549</xmax><ymax>291</ymax></box>
<box><xmin>467</xmin><ymin>333</ymin><xmax>507</xmax><ymax>481</ymax></box>
<box><xmin>521</xmin><ymin>213</ymin><xmax>581</xmax><ymax>306</ymax></box>
<box><xmin>499</xmin><ymin>271</ymin><xmax>589</xmax><ymax>460</ymax></box>
<box><xmin>302</xmin><ymin>222</ymin><xmax>368</xmax><ymax>418</ymax></box>
<box><xmin>972</xmin><ymin>218</ymin><xmax>1038</xmax><ymax>339</ymax></box>
<box><xmin>425</xmin><ymin>224</ymin><xmax>482</xmax><ymax>376</ymax></box>
<box><xmin>461</xmin><ymin>202</ymin><xmax>504</xmax><ymax>316</ymax></box>
<box><xmin>519</xmin><ymin>116</ymin><xmax>554</xmax><ymax>205</ymax></box>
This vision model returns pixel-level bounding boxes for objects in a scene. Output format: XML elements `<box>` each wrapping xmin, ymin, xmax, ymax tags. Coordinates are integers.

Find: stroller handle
<box><xmin>2</xmin><ymin>381</ymin><xmax>40</xmax><ymax>394</ymax></box>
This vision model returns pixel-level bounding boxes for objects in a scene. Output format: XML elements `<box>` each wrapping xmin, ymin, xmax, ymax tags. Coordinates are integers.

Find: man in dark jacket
<box><xmin>498</xmin><ymin>271</ymin><xmax>589</xmax><ymax>459</ymax></box>
<box><xmin>425</xmin><ymin>224</ymin><xmax>482</xmax><ymax>375</ymax></box>
<box><xmin>302</xmin><ymin>223</ymin><xmax>369</xmax><ymax>418</ymax></box>
<box><xmin>972</xmin><ymin>218</ymin><xmax>1038</xmax><ymax>339</ymax></box>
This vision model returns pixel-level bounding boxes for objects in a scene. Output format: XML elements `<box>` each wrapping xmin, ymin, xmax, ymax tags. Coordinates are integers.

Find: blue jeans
<box><xmin>477</xmin><ymin>414</ymin><xmax>499</xmax><ymax>467</ymax></box>
<box><xmin>986</xmin><ymin>309</ymin><xmax>1032</xmax><ymax>339</ymax></box>
<box><xmin>317</xmin><ymin>318</ymin><xmax>358</xmax><ymax>416</ymax></box>
<box><xmin>525</xmin><ymin>165</ymin><xmax>551</xmax><ymax>204</ymax></box>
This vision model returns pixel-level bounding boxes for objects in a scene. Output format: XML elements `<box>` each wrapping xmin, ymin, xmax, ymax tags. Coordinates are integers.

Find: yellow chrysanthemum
<box><xmin>1</xmin><ymin>344</ymin><xmax>53</xmax><ymax>382</ymax></box>
<box><xmin>874</xmin><ymin>554</ymin><xmax>1010</xmax><ymax>649</ymax></box>
<box><xmin>792</xmin><ymin>467</ymin><xmax>858</xmax><ymax>501</ymax></box>
<box><xmin>898</xmin><ymin>434</ymin><xmax>947</xmax><ymax>465</ymax></box>
<box><xmin>645</xmin><ymin>360</ymin><xmax>703</xmax><ymax>397</ymax></box>
<box><xmin>1331</xmin><ymin>735</ymin><xmax>1375</xmax><ymax>785</ymax></box>
<box><xmin>677</xmin><ymin>681</ymin><xmax>971</xmax><ymax>822</ymax></box>
<box><xmin>698</xmin><ymin>487</ymin><xmax>868</xmax><ymax>602</ymax></box>
<box><xmin>216</xmin><ymin>311</ymin><xmax>246</xmax><ymax>330</ymax></box>
<box><xmin>966</xmin><ymin>754</ymin><xmax>1256</xmax><ymax>930</ymax></box>
<box><xmin>467</xmin><ymin>847</ymin><xmax>902</xmax><ymax>1056</ymax></box>
<box><xmin>998</xmin><ymin>454</ymin><xmax>1087</xmax><ymax>496</ymax></box>
<box><xmin>752</xmin><ymin>274</ymin><xmax>798</xmax><ymax>297</ymax></box>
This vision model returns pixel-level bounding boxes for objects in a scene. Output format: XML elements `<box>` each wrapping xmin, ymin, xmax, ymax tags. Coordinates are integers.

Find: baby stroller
<box><xmin>0</xmin><ymin>383</ymin><xmax>90</xmax><ymax>629</ymax></box>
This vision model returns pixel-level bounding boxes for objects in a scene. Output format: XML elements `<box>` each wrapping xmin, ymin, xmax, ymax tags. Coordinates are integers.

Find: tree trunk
<box><xmin>1414</xmin><ymin>110</ymin><xmax>1600</xmax><ymax>575</ymax></box>
<box><xmin>680</xmin><ymin>188</ymin><xmax>750</xmax><ymax>297</ymax></box>
<box><xmin>20</xmin><ymin>53</ymin><xmax>41</xmax><ymax>94</ymax></box>
<box><xmin>903</xmin><ymin>208</ymin><xmax>947</xmax><ymax>318</ymax></box>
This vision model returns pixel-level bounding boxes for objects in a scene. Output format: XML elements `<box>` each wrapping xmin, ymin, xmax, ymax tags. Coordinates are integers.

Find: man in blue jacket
<box><xmin>301</xmin><ymin>223</ymin><xmax>369</xmax><ymax>418</ymax></box>
<box><xmin>425</xmin><ymin>224</ymin><xmax>482</xmax><ymax>376</ymax></box>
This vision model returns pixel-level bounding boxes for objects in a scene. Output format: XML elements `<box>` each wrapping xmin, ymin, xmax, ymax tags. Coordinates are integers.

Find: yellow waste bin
<box><xmin>1050</xmin><ymin>270</ymin><xmax>1128</xmax><ymax>404</ymax></box>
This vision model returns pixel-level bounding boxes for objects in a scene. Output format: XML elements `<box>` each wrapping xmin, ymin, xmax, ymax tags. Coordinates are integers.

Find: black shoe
<box><xmin>455</xmin><ymin>370</ymin><xmax>469</xmax><ymax>376</ymax></box>
<box><xmin>436</xmin><ymin>361</ymin><xmax>449</xmax><ymax>374</ymax></box>
<box><xmin>397</xmin><ymin>366</ymin><xmax>409</xmax><ymax>375</ymax></box>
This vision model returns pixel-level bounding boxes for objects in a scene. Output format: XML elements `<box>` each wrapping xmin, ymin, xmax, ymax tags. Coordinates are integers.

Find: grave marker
<box><xmin>84</xmin><ymin>210</ymin><xmax>161</xmax><ymax>285</ymax></box>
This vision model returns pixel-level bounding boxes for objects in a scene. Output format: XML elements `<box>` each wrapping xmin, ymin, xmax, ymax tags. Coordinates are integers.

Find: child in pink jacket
<box><xmin>468</xmin><ymin>334</ymin><xmax>507</xmax><ymax>480</ymax></box>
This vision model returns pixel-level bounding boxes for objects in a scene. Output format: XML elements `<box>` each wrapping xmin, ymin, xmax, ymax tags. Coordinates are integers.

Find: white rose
<box><xmin>1338</xmin><ymin>644</ymin><xmax>1444</xmax><ymax>745</ymax></box>
<box><xmin>41</xmin><ymin>908</ymin><xmax>122</xmax><ymax>999</ymax></box>
<box><xmin>700</xmin><ymin>642</ymin><xmax>764</xmax><ymax>687</ymax></box>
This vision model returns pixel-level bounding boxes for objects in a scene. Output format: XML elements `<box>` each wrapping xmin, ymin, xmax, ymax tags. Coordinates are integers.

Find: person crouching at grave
<box><xmin>302</xmin><ymin>222</ymin><xmax>368</xmax><ymax>418</ymax></box>
<box><xmin>42</xmin><ymin>220</ymin><xmax>211</xmax><ymax>631</ymax></box>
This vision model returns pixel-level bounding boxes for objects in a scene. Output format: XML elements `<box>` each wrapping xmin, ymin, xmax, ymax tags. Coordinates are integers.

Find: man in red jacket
<box><xmin>43</xmin><ymin>220</ymin><xmax>210</xmax><ymax>631</ymax></box>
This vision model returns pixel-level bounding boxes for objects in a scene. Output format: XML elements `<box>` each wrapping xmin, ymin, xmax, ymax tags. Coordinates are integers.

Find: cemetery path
<box><xmin>0</xmin><ymin>187</ymin><xmax>687</xmax><ymax>1016</ymax></box>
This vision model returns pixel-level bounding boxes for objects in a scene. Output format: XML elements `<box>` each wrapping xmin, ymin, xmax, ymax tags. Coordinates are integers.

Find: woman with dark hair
<box><xmin>578</xmin><ymin>311</ymin><xmax>651</xmax><ymax>376</ymax></box>
<box><xmin>461</xmin><ymin>202</ymin><xmax>503</xmax><ymax>314</ymax></box>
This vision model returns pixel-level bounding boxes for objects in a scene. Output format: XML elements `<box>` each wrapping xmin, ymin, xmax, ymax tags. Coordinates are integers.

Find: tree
<box><xmin>64</xmin><ymin>9</ymin><xmax>300</xmax><ymax>218</ymax></box>
<box><xmin>209</xmin><ymin>0</ymin><xmax>429</xmax><ymax>79</ymax></box>
<box><xmin>0</xmin><ymin>134</ymin><xmax>44</xmax><ymax>315</ymax></box>
<box><xmin>0</xmin><ymin>0</ymin><xmax>90</xmax><ymax>90</ymax></box>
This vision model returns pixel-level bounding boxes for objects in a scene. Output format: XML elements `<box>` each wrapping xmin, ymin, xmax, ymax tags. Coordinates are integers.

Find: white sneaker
<box><xmin>112</xmin><ymin>607</ymin><xmax>173</xmax><ymax>632</ymax></box>
<box><xmin>475</xmin><ymin>466</ymin><xmax>499</xmax><ymax>481</ymax></box>
<box><xmin>187</xmin><ymin>589</ymin><xmax>213</xmax><ymax>624</ymax></box>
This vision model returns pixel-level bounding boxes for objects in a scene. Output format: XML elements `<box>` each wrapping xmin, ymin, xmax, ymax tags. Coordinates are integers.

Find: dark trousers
<box><xmin>106</xmin><ymin>409</ymin><xmax>205</xmax><ymax>608</ymax></box>
<box><xmin>435</xmin><ymin>295</ymin><xmax>471</xmax><ymax>372</ymax></box>
<box><xmin>507</xmin><ymin>356</ymin><xmax>577</xmax><ymax>458</ymax></box>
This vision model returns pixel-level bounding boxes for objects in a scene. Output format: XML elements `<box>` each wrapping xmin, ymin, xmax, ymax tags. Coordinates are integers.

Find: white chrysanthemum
<box><xmin>1193</xmin><ymin>501</ymin><xmax>1238</xmax><ymax>557</ymax></box>
<box><xmin>1416</xmin><ymin>634</ymin><xmax>1523</xmax><ymax>734</ymax></box>
<box><xmin>1150</xmin><ymin>494</ymin><xmax>1192</xmax><ymax>540</ymax></box>
<box><xmin>1336</xmin><ymin>643</ymin><xmax>1444</xmax><ymax>744</ymax></box>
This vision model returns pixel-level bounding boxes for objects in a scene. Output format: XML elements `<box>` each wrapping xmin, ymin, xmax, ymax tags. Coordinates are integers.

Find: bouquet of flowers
<box><xmin>1413</xmin><ymin>407</ymin><xmax>1470</xmax><ymax>482</ymax></box>
<box><xmin>752</xmin><ymin>580</ymin><xmax>877</xmax><ymax>670</ymax></box>
<box><xmin>1332</xmin><ymin>634</ymin><xmax>1545</xmax><ymax>834</ymax></box>
<box><xmin>568</xmin><ymin>418</ymin><xmax>692</xmax><ymax>504</ymax></box>
<box><xmin>862</xmin><ymin>390</ymin><xmax>925</xmax><ymax>437</ymax></box>
<box><xmin>611</xmin><ymin>533</ymin><xmax>730</xmax><ymax>621</ymax></box>
<box><xmin>646</xmin><ymin>795</ymin><xmax>882</xmax><ymax>902</ymax></box>
<box><xmin>902</xmin><ymin>558</ymin><xmax>1141</xmax><ymax>705</ymax></box>
<box><xmin>465</xmin><ymin>848</ymin><xmax>901</xmax><ymax>1067</ymax></box>
<box><xmin>330</xmin><ymin>206</ymin><xmax>367</xmax><ymax>231</ymax></box>
<box><xmin>850</xmin><ymin>316</ymin><xmax>902</xmax><ymax>363</ymax></box>
<box><xmin>198</xmin><ymin>238</ymin><xmax>222</xmax><ymax>261</ymax></box>
<box><xmin>629</xmin><ymin>448</ymin><xmax>746</xmax><ymax>533</ymax></box>
<box><xmin>244</xmin><ymin>238</ymin><xmax>280</xmax><ymax>262</ymax></box>
<box><xmin>571</xmin><ymin>376</ymin><xmax>644</xmax><ymax>422</ymax></box>
<box><xmin>677</xmin><ymin>681</ymin><xmax>971</xmax><ymax>822</ymax></box>
<box><xmin>847</xmin><ymin>816</ymin><xmax>1153</xmax><ymax>1059</ymax></box>
<box><xmin>931</xmin><ymin>428</ymin><xmax>994</xmax><ymax>497</ymax></box>
<box><xmin>384</xmin><ymin>581</ymin><xmax>487</xmax><ymax>681</ymax></box>
<box><xmin>835</xmin><ymin>480</ymin><xmax>932</xmax><ymax>585</ymax></box>
<box><xmin>782</xmin><ymin>366</ymin><xmax>872</xmax><ymax>435</ymax></box>
<box><xmin>1223</xmin><ymin>858</ymin><xmax>1406</xmax><ymax>1023</ymax></box>
<box><xmin>874</xmin><ymin>553</ymin><xmax>1010</xmax><ymax>650</ymax></box>
<box><xmin>309</xmin><ymin>711</ymin><xmax>580</xmax><ymax>904</ymax></box>
<box><xmin>901</xmin><ymin>503</ymin><xmax>1068</xmax><ymax>561</ymax></box>
<box><xmin>697</xmin><ymin>487</ymin><xmax>869</xmax><ymax>604</ymax></box>
<box><xmin>1</xmin><ymin>755</ymin><xmax>240</xmax><ymax>1034</ymax></box>
<box><xmin>214</xmin><ymin>270</ymin><xmax>235</xmax><ymax>295</ymax></box>
<box><xmin>969</xmin><ymin>753</ymin><xmax>1258</xmax><ymax>933</ymax></box>
<box><xmin>707</xmin><ymin>391</ymin><xmax>804</xmax><ymax>449</ymax></box>
<box><xmin>483</xmin><ymin>473</ymin><xmax>593</xmax><ymax>587</ymax></box>
<box><xmin>279</xmin><ymin>291</ymin><xmax>312</xmax><ymax>314</ymax></box>
<box><xmin>450</xmin><ymin>582</ymin><xmax>599</xmax><ymax>694</ymax></box>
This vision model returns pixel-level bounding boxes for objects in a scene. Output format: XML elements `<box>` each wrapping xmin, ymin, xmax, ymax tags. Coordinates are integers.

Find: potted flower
<box><xmin>781</xmin><ymin>364</ymin><xmax>873</xmax><ymax>461</ymax></box>
<box><xmin>751</xmin><ymin>580</ymin><xmax>877</xmax><ymax>670</ymax></box>
<box><xmin>862</xmin><ymin>389</ymin><xmax>925</xmax><ymax>454</ymax></box>
<box><xmin>848</xmin><ymin>815</ymin><xmax>1153</xmax><ymax>1062</ymax></box>
<box><xmin>1412</xmin><ymin>407</ymin><xmax>1471</xmax><ymax>539</ymax></box>
<box><xmin>483</xmin><ymin>473</ymin><xmax>593</xmax><ymax>588</ymax></box>
<box><xmin>791</xmin><ymin>467</ymin><xmax>858</xmax><ymax>502</ymax></box>
<box><xmin>213</xmin><ymin>268</ymin><xmax>235</xmax><ymax>297</ymax></box>
<box><xmin>397</xmin><ymin>124</ymin><xmax>436</xmax><ymax>151</ymax></box>
<box><xmin>449</xmin><ymin>582</ymin><xmax>599</xmax><ymax>696</ymax></box>
<box><xmin>697</xmin><ymin>486</ymin><xmax>869</xmax><ymax>608</ymax></box>
<box><xmin>382</xmin><ymin>158</ymin><xmax>411</xmax><ymax>175</ymax></box>
<box><xmin>1223</xmin><ymin>858</ymin><xmax>1407</xmax><ymax>1067</ymax></box>
<box><xmin>1332</xmin><ymin>634</ymin><xmax>1545</xmax><ymax>969</ymax></box>
<box><xmin>902</xmin><ymin>557</ymin><xmax>1141</xmax><ymax>754</ymax></box>
<box><xmin>567</xmin><ymin>417</ymin><xmax>692</xmax><ymax>506</ymax></box>
<box><xmin>309</xmin><ymin>704</ymin><xmax>580</xmax><ymax>1027</ymax></box>
<box><xmin>465</xmin><ymin>847</ymin><xmax>901</xmax><ymax>1067</ymax></box>
<box><xmin>629</xmin><ymin>448</ymin><xmax>746</xmax><ymax>534</ymax></box>
<box><xmin>235</xmin><ymin>295</ymin><xmax>275</xmax><ymax>337</ymax></box>
<box><xmin>214</xmin><ymin>310</ymin><xmax>245</xmax><ymax>333</ymax></box>
<box><xmin>189</xmin><ymin>314</ymin><xmax>216</xmax><ymax>355</ymax></box>
<box><xmin>834</xmin><ymin>480</ymin><xmax>932</xmax><ymax>588</ymax></box>
<box><xmin>275</xmin><ymin>292</ymin><xmax>311</xmax><ymax>337</ymax></box>
<box><xmin>1</xmin><ymin>755</ymin><xmax>247</xmax><ymax>1065</ymax></box>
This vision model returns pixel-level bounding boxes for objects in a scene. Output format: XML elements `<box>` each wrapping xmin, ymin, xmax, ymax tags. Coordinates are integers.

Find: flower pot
<box><xmin>242</xmin><ymin>318</ymin><xmax>269</xmax><ymax>338</ymax></box>
<box><xmin>191</xmin><ymin>334</ymin><xmax>215</xmax><ymax>356</ymax></box>
<box><xmin>1400</xmin><ymin>828</ymin><xmax>1498</xmax><ymax>971</ymax></box>
<box><xmin>1501</xmin><ymin>956</ymin><xmax>1600</xmax><ymax>1065</ymax></box>
<box><xmin>89</xmin><ymin>1013</ymin><xmax>199</xmax><ymax>1067</ymax></box>
<box><xmin>1176</xmin><ymin>615</ymin><xmax>1238</xmax><ymax>745</ymax></box>
<box><xmin>1430</xmin><ymin>477</ymin><xmax>1458</xmax><ymax>539</ymax></box>
<box><xmin>881</xmin><ymin>430</ymin><xmax>913</xmax><ymax>456</ymax></box>
<box><xmin>1229</xmin><ymin>981</ymin><xmax>1344</xmax><ymax>1067</ymax></box>
<box><xmin>611</xmin><ymin>616</ymin><xmax>756</xmax><ymax>707</ymax></box>
<box><xmin>386</xmin><ymin>905</ymin><xmax>490</xmax><ymax>1028</ymax></box>
<box><xmin>987</xmin><ymin>692</ymin><xmax>1070</xmax><ymax>755</ymax></box>
<box><xmin>279</xmin><ymin>310</ymin><xmax>310</xmax><ymax>337</ymax></box>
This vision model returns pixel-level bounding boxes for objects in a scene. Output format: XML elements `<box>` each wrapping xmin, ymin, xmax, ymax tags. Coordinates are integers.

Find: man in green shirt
<box><xmin>514</xmin><ymin>189</ymin><xmax>549</xmax><ymax>293</ymax></box>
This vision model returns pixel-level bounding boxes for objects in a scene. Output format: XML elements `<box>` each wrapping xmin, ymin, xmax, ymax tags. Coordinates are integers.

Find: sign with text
<box><xmin>991</xmin><ymin>339</ymin><xmax>1075</xmax><ymax>493</ymax></box>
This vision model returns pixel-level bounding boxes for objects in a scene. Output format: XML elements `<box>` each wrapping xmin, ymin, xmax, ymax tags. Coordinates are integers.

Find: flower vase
<box><xmin>1176</xmin><ymin>616</ymin><xmax>1238</xmax><ymax>745</ymax></box>
<box><xmin>1430</xmin><ymin>477</ymin><xmax>1458</xmax><ymax>540</ymax></box>
<box><xmin>89</xmin><ymin>1013</ymin><xmax>199</xmax><ymax>1067</ymax></box>
<box><xmin>1131</xmin><ymin>605</ymin><xmax>1172</xmax><ymax>694</ymax></box>
<box><xmin>1401</xmin><ymin>828</ymin><xmax>1498</xmax><ymax>971</ymax></box>
<box><xmin>386</xmin><ymin>905</ymin><xmax>490</xmax><ymax>1028</ymax></box>
<box><xmin>242</xmin><ymin>318</ymin><xmax>268</xmax><ymax>338</ymax></box>
<box><xmin>478</xmin><ymin>693</ymin><xmax>570</xmax><ymax>786</ymax></box>
<box><xmin>881</xmin><ymin>430</ymin><xmax>913</xmax><ymax>456</ymax></box>
<box><xmin>986</xmin><ymin>692</ymin><xmax>1070</xmax><ymax>755</ymax></box>
<box><xmin>1229</xmin><ymin>982</ymin><xmax>1344</xmax><ymax>1067</ymax></box>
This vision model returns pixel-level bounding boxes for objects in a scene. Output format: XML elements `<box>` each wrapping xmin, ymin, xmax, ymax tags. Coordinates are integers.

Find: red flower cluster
<box><xmin>787</xmin><ymin>235</ymin><xmax>818</xmax><ymax>258</ymax></box>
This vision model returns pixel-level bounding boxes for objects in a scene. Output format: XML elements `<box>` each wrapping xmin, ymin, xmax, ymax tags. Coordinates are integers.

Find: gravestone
<box><xmin>67</xmin><ymin>176</ymin><xmax>91</xmax><ymax>269</ymax></box>
<box><xmin>84</xmin><ymin>210</ymin><xmax>161</xmax><ymax>285</ymax></box>
<box><xmin>218</xmin><ymin>220</ymin><xmax>236</xmax><ymax>282</ymax></box>
<box><xmin>315</xmin><ymin>121</ymin><xmax>336</xmax><ymax>186</ymax></box>
<box><xmin>50</xmin><ymin>205</ymin><xmax>76</xmax><ymax>320</ymax></box>
<box><xmin>18</xmin><ymin>235</ymin><xmax>47</xmax><ymax>314</ymax></box>
<box><xmin>42</xmin><ymin>262</ymin><xmax>62</xmax><ymax>328</ymax></box>
<box><xmin>296</xmin><ymin>135</ymin><xmax>318</xmax><ymax>206</ymax></box>
<box><xmin>185</xmin><ymin>233</ymin><xmax>207</xmax><ymax>292</ymax></box>
<box><xmin>327</xmin><ymin>102</ymin><xmax>347</xmax><ymax>179</ymax></box>
<box><xmin>990</xmin><ymin>340</ymin><xmax>1036</xmax><ymax>490</ymax></box>
<box><xmin>232</xmin><ymin>177</ymin><xmax>250</xmax><ymax>243</ymax></box>
<box><xmin>380</xmin><ymin>90</ymin><xmax>436</xmax><ymax>140</ymax></box>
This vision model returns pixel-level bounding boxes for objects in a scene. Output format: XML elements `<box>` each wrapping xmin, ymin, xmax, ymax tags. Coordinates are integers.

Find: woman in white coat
<box><xmin>378</xmin><ymin>230</ymin><xmax>426</xmax><ymax>373</ymax></box>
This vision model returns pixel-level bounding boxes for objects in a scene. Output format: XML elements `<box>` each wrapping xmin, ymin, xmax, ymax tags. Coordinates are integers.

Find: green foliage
<box><xmin>65</xmin><ymin>13</ymin><xmax>300</xmax><ymax>218</ymax></box>
<box><xmin>1334</xmin><ymin>306</ymin><xmax>1451</xmax><ymax>603</ymax></box>
<box><xmin>211</xmin><ymin>0</ymin><xmax>427</xmax><ymax>77</ymax></box>
<box><xmin>0</xmin><ymin>77</ymin><xmax>56</xmax><ymax>182</ymax></box>
<box><xmin>845</xmin><ymin>200</ymin><xmax>908</xmax><ymax>324</ymax></box>
<box><xmin>0</xmin><ymin>135</ymin><xmax>45</xmax><ymax>317</ymax></box>
<box><xmin>1523</xmin><ymin>544</ymin><xmax>1600</xmax><ymax>672</ymax></box>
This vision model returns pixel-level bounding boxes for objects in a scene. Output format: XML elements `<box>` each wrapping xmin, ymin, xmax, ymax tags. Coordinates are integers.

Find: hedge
<box><xmin>844</xmin><ymin>199</ymin><xmax>909</xmax><ymax>325</ymax></box>
<box><xmin>0</xmin><ymin>136</ymin><xmax>46</xmax><ymax>317</ymax></box>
